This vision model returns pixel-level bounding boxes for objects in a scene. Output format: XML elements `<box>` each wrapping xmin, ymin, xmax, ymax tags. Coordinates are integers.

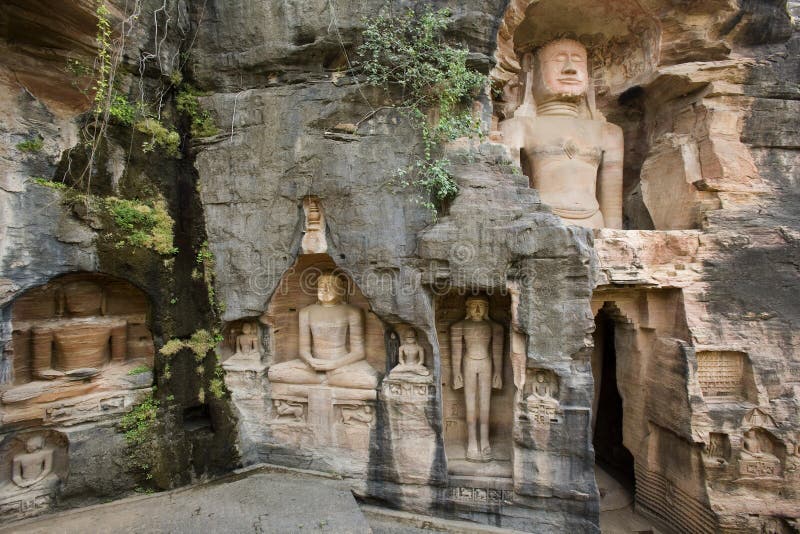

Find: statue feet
<box><xmin>481</xmin><ymin>445</ymin><xmax>493</xmax><ymax>462</ymax></box>
<box><xmin>466</xmin><ymin>442</ymin><xmax>481</xmax><ymax>462</ymax></box>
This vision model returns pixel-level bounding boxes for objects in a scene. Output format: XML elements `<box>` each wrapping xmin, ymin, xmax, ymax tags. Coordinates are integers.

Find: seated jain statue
<box><xmin>502</xmin><ymin>38</ymin><xmax>623</xmax><ymax>229</ymax></box>
<box><xmin>12</xmin><ymin>436</ymin><xmax>54</xmax><ymax>489</ymax></box>
<box><xmin>451</xmin><ymin>296</ymin><xmax>503</xmax><ymax>462</ymax></box>
<box><xmin>390</xmin><ymin>330</ymin><xmax>430</xmax><ymax>378</ymax></box>
<box><xmin>268</xmin><ymin>273</ymin><xmax>378</xmax><ymax>390</ymax></box>
<box><xmin>31</xmin><ymin>281</ymin><xmax>127</xmax><ymax>379</ymax></box>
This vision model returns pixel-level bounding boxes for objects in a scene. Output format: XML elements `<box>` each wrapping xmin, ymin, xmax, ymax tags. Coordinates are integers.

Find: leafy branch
<box><xmin>358</xmin><ymin>8</ymin><xmax>486</xmax><ymax>213</ymax></box>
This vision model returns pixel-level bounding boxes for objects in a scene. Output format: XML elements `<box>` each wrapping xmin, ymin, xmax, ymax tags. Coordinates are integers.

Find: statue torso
<box><xmin>305</xmin><ymin>303</ymin><xmax>357</xmax><ymax>359</ymax></box>
<box><xmin>459</xmin><ymin>319</ymin><xmax>492</xmax><ymax>360</ymax></box>
<box><xmin>523</xmin><ymin>116</ymin><xmax>605</xmax><ymax>219</ymax></box>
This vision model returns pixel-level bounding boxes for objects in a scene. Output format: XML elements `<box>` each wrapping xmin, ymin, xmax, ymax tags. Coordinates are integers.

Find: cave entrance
<box><xmin>592</xmin><ymin>304</ymin><xmax>635</xmax><ymax>504</ymax></box>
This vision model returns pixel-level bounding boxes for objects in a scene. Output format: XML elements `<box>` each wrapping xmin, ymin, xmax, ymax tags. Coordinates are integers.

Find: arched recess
<box><xmin>1</xmin><ymin>271</ymin><xmax>155</xmax><ymax>426</ymax></box>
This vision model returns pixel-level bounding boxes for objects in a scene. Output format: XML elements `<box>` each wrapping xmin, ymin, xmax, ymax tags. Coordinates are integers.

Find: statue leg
<box><xmin>267</xmin><ymin>359</ymin><xmax>322</xmax><ymax>384</ymax></box>
<box><xmin>327</xmin><ymin>360</ymin><xmax>378</xmax><ymax>389</ymax></box>
<box><xmin>463</xmin><ymin>358</ymin><xmax>480</xmax><ymax>461</ymax></box>
<box><xmin>477</xmin><ymin>358</ymin><xmax>493</xmax><ymax>460</ymax></box>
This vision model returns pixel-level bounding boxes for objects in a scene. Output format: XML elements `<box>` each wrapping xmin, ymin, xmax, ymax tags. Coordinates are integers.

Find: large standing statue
<box><xmin>268</xmin><ymin>272</ymin><xmax>378</xmax><ymax>389</ymax></box>
<box><xmin>451</xmin><ymin>296</ymin><xmax>503</xmax><ymax>462</ymax></box>
<box><xmin>502</xmin><ymin>38</ymin><xmax>623</xmax><ymax>229</ymax></box>
<box><xmin>31</xmin><ymin>281</ymin><xmax>127</xmax><ymax>379</ymax></box>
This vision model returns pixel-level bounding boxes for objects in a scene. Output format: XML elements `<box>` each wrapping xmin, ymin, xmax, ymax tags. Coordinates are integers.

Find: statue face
<box><xmin>241</xmin><ymin>323</ymin><xmax>253</xmax><ymax>335</ymax></box>
<box><xmin>63</xmin><ymin>281</ymin><xmax>103</xmax><ymax>316</ymax></box>
<box><xmin>25</xmin><ymin>436</ymin><xmax>43</xmax><ymax>453</ymax></box>
<box><xmin>466</xmin><ymin>299</ymin><xmax>488</xmax><ymax>320</ymax></box>
<box><xmin>403</xmin><ymin>333</ymin><xmax>416</xmax><ymax>344</ymax></box>
<box><xmin>317</xmin><ymin>274</ymin><xmax>344</xmax><ymax>305</ymax></box>
<box><xmin>534</xmin><ymin>39</ymin><xmax>589</xmax><ymax>102</ymax></box>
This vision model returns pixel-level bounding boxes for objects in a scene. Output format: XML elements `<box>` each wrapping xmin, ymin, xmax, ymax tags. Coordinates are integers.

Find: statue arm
<box><xmin>451</xmin><ymin>322</ymin><xmax>463</xmax><ymax>389</ymax></box>
<box><xmin>492</xmin><ymin>321</ymin><xmax>504</xmax><ymax>389</ymax></box>
<box><xmin>598</xmin><ymin>123</ymin><xmax>624</xmax><ymax>229</ymax></box>
<box><xmin>343</xmin><ymin>307</ymin><xmax>366</xmax><ymax>365</ymax></box>
<box><xmin>110</xmin><ymin>321</ymin><xmax>127</xmax><ymax>362</ymax></box>
<box><xmin>397</xmin><ymin>346</ymin><xmax>407</xmax><ymax>365</ymax></box>
<box><xmin>298</xmin><ymin>308</ymin><xmax>314</xmax><ymax>365</ymax></box>
<box><xmin>11</xmin><ymin>457</ymin><xmax>25</xmax><ymax>487</ymax></box>
<box><xmin>32</xmin><ymin>328</ymin><xmax>59</xmax><ymax>379</ymax></box>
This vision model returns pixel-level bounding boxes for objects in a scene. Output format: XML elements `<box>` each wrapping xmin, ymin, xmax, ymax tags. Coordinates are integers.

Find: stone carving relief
<box><xmin>222</xmin><ymin>320</ymin><xmax>263</xmax><ymax>372</ymax></box>
<box><xmin>704</xmin><ymin>432</ymin><xmax>731</xmax><ymax>467</ymax></box>
<box><xmin>738</xmin><ymin>428</ymin><xmax>784</xmax><ymax>479</ymax></box>
<box><xmin>696</xmin><ymin>350</ymin><xmax>757</xmax><ymax>402</ymax></box>
<box><xmin>388</xmin><ymin>329</ymin><xmax>429</xmax><ymax>380</ymax></box>
<box><xmin>301</xmin><ymin>196</ymin><xmax>327</xmax><ymax>254</ymax></box>
<box><xmin>254</xmin><ymin>257</ymin><xmax>386</xmax><ymax>459</ymax></box>
<box><xmin>500</xmin><ymin>38</ymin><xmax>623</xmax><ymax>229</ymax></box>
<box><xmin>2</xmin><ymin>273</ymin><xmax>155</xmax><ymax>425</ymax></box>
<box><xmin>0</xmin><ymin>431</ymin><xmax>68</xmax><ymax>522</ymax></box>
<box><xmin>450</xmin><ymin>296</ymin><xmax>504</xmax><ymax>462</ymax></box>
<box><xmin>522</xmin><ymin>369</ymin><xmax>562</xmax><ymax>427</ymax></box>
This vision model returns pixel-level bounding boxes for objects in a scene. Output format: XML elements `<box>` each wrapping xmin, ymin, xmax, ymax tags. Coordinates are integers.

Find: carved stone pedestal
<box><xmin>381</xmin><ymin>375</ymin><xmax>439</xmax><ymax>484</ymax></box>
<box><xmin>0</xmin><ymin>478</ymin><xmax>58</xmax><ymax>523</ymax></box>
<box><xmin>270</xmin><ymin>383</ymin><xmax>376</xmax><ymax>451</ymax></box>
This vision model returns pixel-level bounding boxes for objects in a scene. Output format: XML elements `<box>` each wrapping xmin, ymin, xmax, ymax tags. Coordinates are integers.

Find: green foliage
<box><xmin>17</xmin><ymin>136</ymin><xmax>44</xmax><ymax>153</ymax></box>
<box><xmin>108</xmin><ymin>94</ymin><xmax>136</xmax><ymax>126</ymax></box>
<box><xmin>176</xmin><ymin>85</ymin><xmax>219</xmax><ymax>138</ymax></box>
<box><xmin>93</xmin><ymin>1</ymin><xmax>113</xmax><ymax>116</ymax></box>
<box><xmin>159</xmin><ymin>329</ymin><xmax>222</xmax><ymax>363</ymax></box>
<box><xmin>134</xmin><ymin>118</ymin><xmax>181</xmax><ymax>157</ymax></box>
<box><xmin>107</xmin><ymin>197</ymin><xmax>177</xmax><ymax>255</ymax></box>
<box><xmin>32</xmin><ymin>178</ymin><xmax>67</xmax><ymax>190</ymax></box>
<box><xmin>208</xmin><ymin>363</ymin><xmax>226</xmax><ymax>399</ymax></box>
<box><xmin>127</xmin><ymin>365</ymin><xmax>152</xmax><ymax>375</ymax></box>
<box><xmin>119</xmin><ymin>391</ymin><xmax>159</xmax><ymax>479</ymax></box>
<box><xmin>359</xmin><ymin>8</ymin><xmax>486</xmax><ymax>213</ymax></box>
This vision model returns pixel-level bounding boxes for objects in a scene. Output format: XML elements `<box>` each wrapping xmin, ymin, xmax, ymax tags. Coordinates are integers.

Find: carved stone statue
<box><xmin>502</xmin><ymin>38</ymin><xmax>623</xmax><ymax>229</ymax></box>
<box><xmin>11</xmin><ymin>436</ymin><xmax>53</xmax><ymax>488</ymax></box>
<box><xmin>31</xmin><ymin>281</ymin><xmax>128</xmax><ymax>379</ymax></box>
<box><xmin>268</xmin><ymin>273</ymin><xmax>378</xmax><ymax>389</ymax></box>
<box><xmin>301</xmin><ymin>196</ymin><xmax>327</xmax><ymax>254</ymax></box>
<box><xmin>451</xmin><ymin>296</ymin><xmax>503</xmax><ymax>462</ymax></box>
<box><xmin>531</xmin><ymin>371</ymin><xmax>555</xmax><ymax>399</ymax></box>
<box><xmin>273</xmin><ymin>399</ymin><xmax>304</xmax><ymax>421</ymax></box>
<box><xmin>234</xmin><ymin>323</ymin><xmax>259</xmax><ymax>357</ymax></box>
<box><xmin>390</xmin><ymin>330</ymin><xmax>429</xmax><ymax>378</ymax></box>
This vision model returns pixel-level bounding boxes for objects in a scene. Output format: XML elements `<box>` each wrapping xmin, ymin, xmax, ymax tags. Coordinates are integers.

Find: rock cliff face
<box><xmin>0</xmin><ymin>0</ymin><xmax>798</xmax><ymax>532</ymax></box>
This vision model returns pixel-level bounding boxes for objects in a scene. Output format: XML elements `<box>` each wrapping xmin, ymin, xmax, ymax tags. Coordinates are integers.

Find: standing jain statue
<box><xmin>502</xmin><ymin>38</ymin><xmax>623</xmax><ymax>229</ymax></box>
<box><xmin>451</xmin><ymin>296</ymin><xmax>504</xmax><ymax>462</ymax></box>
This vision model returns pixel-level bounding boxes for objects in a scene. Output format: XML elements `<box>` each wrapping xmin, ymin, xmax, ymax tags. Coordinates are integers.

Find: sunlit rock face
<box><xmin>1</xmin><ymin>0</ymin><xmax>799</xmax><ymax>532</ymax></box>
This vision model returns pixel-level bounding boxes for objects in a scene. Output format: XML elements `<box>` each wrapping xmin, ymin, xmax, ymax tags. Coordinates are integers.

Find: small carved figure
<box><xmin>11</xmin><ymin>436</ymin><xmax>53</xmax><ymax>488</ymax></box>
<box><xmin>501</xmin><ymin>38</ymin><xmax>623</xmax><ymax>229</ymax></box>
<box><xmin>743</xmin><ymin>429</ymin><xmax>766</xmax><ymax>457</ymax></box>
<box><xmin>531</xmin><ymin>371</ymin><xmax>554</xmax><ymax>399</ymax></box>
<box><xmin>301</xmin><ymin>197</ymin><xmax>327</xmax><ymax>254</ymax></box>
<box><xmin>268</xmin><ymin>273</ymin><xmax>378</xmax><ymax>389</ymax></box>
<box><xmin>451</xmin><ymin>296</ymin><xmax>503</xmax><ymax>462</ymax></box>
<box><xmin>31</xmin><ymin>281</ymin><xmax>127</xmax><ymax>379</ymax></box>
<box><xmin>234</xmin><ymin>323</ymin><xmax>259</xmax><ymax>357</ymax></box>
<box><xmin>273</xmin><ymin>399</ymin><xmax>304</xmax><ymax>421</ymax></box>
<box><xmin>390</xmin><ymin>330</ymin><xmax>429</xmax><ymax>377</ymax></box>
<box><xmin>341</xmin><ymin>404</ymin><xmax>374</xmax><ymax>426</ymax></box>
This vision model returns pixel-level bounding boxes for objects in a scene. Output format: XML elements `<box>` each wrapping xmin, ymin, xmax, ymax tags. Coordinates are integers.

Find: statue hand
<box><xmin>492</xmin><ymin>373</ymin><xmax>503</xmax><ymax>389</ymax></box>
<box><xmin>452</xmin><ymin>373</ymin><xmax>464</xmax><ymax>390</ymax></box>
<box><xmin>36</xmin><ymin>369</ymin><xmax>64</xmax><ymax>380</ymax></box>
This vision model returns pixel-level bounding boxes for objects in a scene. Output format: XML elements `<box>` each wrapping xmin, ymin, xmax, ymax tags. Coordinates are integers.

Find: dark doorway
<box><xmin>593</xmin><ymin>307</ymin><xmax>635</xmax><ymax>489</ymax></box>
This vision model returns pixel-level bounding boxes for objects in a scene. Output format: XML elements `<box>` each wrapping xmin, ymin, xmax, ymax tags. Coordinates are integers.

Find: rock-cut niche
<box><xmin>436</xmin><ymin>291</ymin><xmax>514</xmax><ymax>479</ymax></box>
<box><xmin>2</xmin><ymin>272</ymin><xmax>155</xmax><ymax>425</ymax></box>
<box><xmin>491</xmin><ymin>0</ymin><xmax>661</xmax><ymax>229</ymax></box>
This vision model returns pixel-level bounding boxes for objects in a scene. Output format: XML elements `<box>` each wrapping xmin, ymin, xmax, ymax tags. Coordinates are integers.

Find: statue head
<box><xmin>465</xmin><ymin>296</ymin><xmax>489</xmax><ymax>321</ymax></box>
<box><xmin>61</xmin><ymin>281</ymin><xmax>104</xmax><ymax>317</ymax></box>
<box><xmin>403</xmin><ymin>329</ymin><xmax>417</xmax><ymax>344</ymax></box>
<box><xmin>533</xmin><ymin>38</ymin><xmax>589</xmax><ymax>104</ymax></box>
<box><xmin>536</xmin><ymin>371</ymin><xmax>547</xmax><ymax>383</ymax></box>
<box><xmin>317</xmin><ymin>273</ymin><xmax>346</xmax><ymax>305</ymax></box>
<box><xmin>25</xmin><ymin>435</ymin><xmax>44</xmax><ymax>453</ymax></box>
<box><xmin>241</xmin><ymin>322</ymin><xmax>254</xmax><ymax>335</ymax></box>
